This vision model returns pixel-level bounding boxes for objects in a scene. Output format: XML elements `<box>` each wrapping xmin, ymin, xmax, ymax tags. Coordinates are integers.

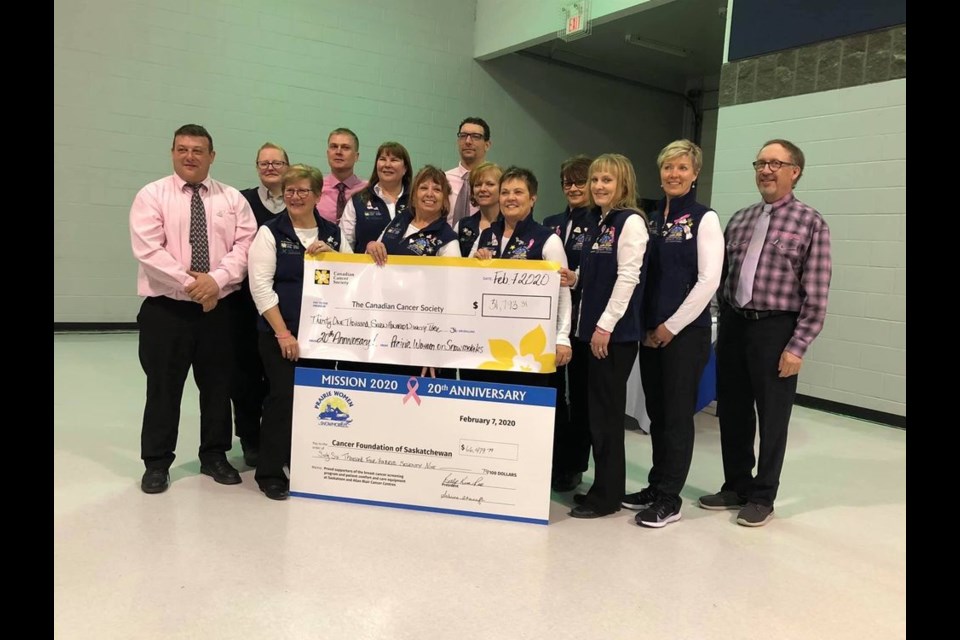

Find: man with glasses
<box><xmin>699</xmin><ymin>139</ymin><xmax>832</xmax><ymax>527</ymax></box>
<box><xmin>543</xmin><ymin>155</ymin><xmax>599</xmax><ymax>493</ymax></box>
<box><xmin>130</xmin><ymin>124</ymin><xmax>257</xmax><ymax>494</ymax></box>
<box><xmin>233</xmin><ymin>142</ymin><xmax>291</xmax><ymax>468</ymax></box>
<box><xmin>446</xmin><ymin>117</ymin><xmax>492</xmax><ymax>226</ymax></box>
<box><xmin>318</xmin><ymin>128</ymin><xmax>367</xmax><ymax>224</ymax></box>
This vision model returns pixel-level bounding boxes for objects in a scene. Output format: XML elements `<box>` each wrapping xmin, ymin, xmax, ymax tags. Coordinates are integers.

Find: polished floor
<box><xmin>54</xmin><ymin>333</ymin><xmax>906</xmax><ymax>640</ymax></box>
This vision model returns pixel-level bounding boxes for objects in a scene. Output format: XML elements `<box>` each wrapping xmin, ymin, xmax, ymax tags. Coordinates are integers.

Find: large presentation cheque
<box><xmin>298</xmin><ymin>253</ymin><xmax>561</xmax><ymax>372</ymax></box>
<box><xmin>290</xmin><ymin>368</ymin><xmax>556</xmax><ymax>525</ymax></box>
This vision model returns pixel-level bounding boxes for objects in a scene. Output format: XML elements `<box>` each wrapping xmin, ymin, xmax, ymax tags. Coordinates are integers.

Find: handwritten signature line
<box><xmin>312</xmin><ymin>452</ymin><xmax>511</xmax><ymax>478</ymax></box>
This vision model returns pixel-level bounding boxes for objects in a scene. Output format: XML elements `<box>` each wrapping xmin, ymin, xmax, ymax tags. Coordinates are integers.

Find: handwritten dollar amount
<box><xmin>480</xmin><ymin>294</ymin><xmax>552</xmax><ymax>320</ymax></box>
<box><xmin>459</xmin><ymin>439</ymin><xmax>519</xmax><ymax>461</ymax></box>
<box><xmin>487</xmin><ymin>297</ymin><xmax>528</xmax><ymax>312</ymax></box>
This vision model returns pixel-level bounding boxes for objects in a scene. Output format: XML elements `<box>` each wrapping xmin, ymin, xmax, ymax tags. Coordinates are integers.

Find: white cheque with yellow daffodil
<box><xmin>298</xmin><ymin>253</ymin><xmax>564</xmax><ymax>372</ymax></box>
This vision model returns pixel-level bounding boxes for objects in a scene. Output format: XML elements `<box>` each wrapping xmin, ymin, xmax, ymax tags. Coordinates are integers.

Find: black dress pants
<box><xmin>638</xmin><ymin>324</ymin><xmax>711</xmax><ymax>499</ymax></box>
<box><xmin>716</xmin><ymin>309</ymin><xmax>799</xmax><ymax>506</ymax></box>
<box><xmin>255</xmin><ymin>333</ymin><xmax>334</xmax><ymax>488</ymax></box>
<box><xmin>582</xmin><ymin>340</ymin><xmax>638</xmax><ymax>511</ymax></box>
<box><xmin>551</xmin><ymin>340</ymin><xmax>591</xmax><ymax>477</ymax></box>
<box><xmin>230</xmin><ymin>285</ymin><xmax>267</xmax><ymax>449</ymax></box>
<box><xmin>138</xmin><ymin>294</ymin><xmax>236</xmax><ymax>470</ymax></box>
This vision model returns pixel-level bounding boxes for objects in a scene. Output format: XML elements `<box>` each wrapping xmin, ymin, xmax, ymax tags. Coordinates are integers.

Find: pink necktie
<box><xmin>734</xmin><ymin>204</ymin><xmax>772</xmax><ymax>308</ymax></box>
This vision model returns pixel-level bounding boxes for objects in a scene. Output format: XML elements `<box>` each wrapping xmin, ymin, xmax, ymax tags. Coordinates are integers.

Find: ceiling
<box><xmin>522</xmin><ymin>0</ymin><xmax>728</xmax><ymax>95</ymax></box>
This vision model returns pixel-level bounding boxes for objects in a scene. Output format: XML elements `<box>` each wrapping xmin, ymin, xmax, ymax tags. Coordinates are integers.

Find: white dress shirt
<box><xmin>247</xmin><ymin>224</ymin><xmax>353</xmax><ymax>315</ymax></box>
<box><xmin>663</xmin><ymin>210</ymin><xmax>723</xmax><ymax>335</ymax></box>
<box><xmin>256</xmin><ymin>185</ymin><xmax>286</xmax><ymax>214</ymax></box>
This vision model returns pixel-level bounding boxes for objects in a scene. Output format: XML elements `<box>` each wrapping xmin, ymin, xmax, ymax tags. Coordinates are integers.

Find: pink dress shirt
<box><xmin>316</xmin><ymin>173</ymin><xmax>367</xmax><ymax>223</ymax></box>
<box><xmin>130</xmin><ymin>174</ymin><xmax>256</xmax><ymax>301</ymax></box>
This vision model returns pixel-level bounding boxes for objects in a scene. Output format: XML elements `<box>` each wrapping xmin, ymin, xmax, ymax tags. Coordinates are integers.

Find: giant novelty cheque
<box><xmin>298</xmin><ymin>253</ymin><xmax>562</xmax><ymax>373</ymax></box>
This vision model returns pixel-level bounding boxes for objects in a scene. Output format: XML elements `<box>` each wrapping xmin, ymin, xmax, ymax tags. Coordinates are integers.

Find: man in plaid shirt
<box><xmin>698</xmin><ymin>139</ymin><xmax>832</xmax><ymax>527</ymax></box>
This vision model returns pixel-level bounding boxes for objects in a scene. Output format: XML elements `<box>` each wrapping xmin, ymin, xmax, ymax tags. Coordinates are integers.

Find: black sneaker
<box><xmin>622</xmin><ymin>486</ymin><xmax>659</xmax><ymax>511</ymax></box>
<box><xmin>635</xmin><ymin>495</ymin><xmax>682</xmax><ymax>528</ymax></box>
<box><xmin>698</xmin><ymin>490</ymin><xmax>747</xmax><ymax>510</ymax></box>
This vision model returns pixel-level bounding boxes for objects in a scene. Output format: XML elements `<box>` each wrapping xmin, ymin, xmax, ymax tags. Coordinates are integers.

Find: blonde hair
<box><xmin>588</xmin><ymin>153</ymin><xmax>646</xmax><ymax>221</ymax></box>
<box><xmin>657</xmin><ymin>139</ymin><xmax>702</xmax><ymax>173</ymax></box>
<box><xmin>256</xmin><ymin>142</ymin><xmax>289</xmax><ymax>165</ymax></box>
<box><xmin>469</xmin><ymin>162</ymin><xmax>503</xmax><ymax>190</ymax></box>
<box><xmin>281</xmin><ymin>164</ymin><xmax>324</xmax><ymax>194</ymax></box>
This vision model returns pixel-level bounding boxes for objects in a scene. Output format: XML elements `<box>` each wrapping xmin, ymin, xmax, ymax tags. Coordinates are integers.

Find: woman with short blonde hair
<box><xmin>623</xmin><ymin>139</ymin><xmax>723</xmax><ymax>528</ymax></box>
<box><xmin>563</xmin><ymin>153</ymin><xmax>650</xmax><ymax>519</ymax></box>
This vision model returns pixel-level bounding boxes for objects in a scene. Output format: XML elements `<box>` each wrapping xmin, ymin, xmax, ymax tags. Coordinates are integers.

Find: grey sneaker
<box><xmin>698</xmin><ymin>490</ymin><xmax>748</xmax><ymax>510</ymax></box>
<box><xmin>622</xmin><ymin>486</ymin><xmax>659</xmax><ymax>511</ymax></box>
<box><xmin>736</xmin><ymin>502</ymin><xmax>774</xmax><ymax>527</ymax></box>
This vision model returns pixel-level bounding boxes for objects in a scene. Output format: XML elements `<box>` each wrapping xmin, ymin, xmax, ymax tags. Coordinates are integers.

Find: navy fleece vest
<box><xmin>352</xmin><ymin>191</ymin><xmax>409</xmax><ymax>252</ymax></box>
<box><xmin>380</xmin><ymin>210</ymin><xmax>457</xmax><ymax>256</ymax></box>
<box><xmin>644</xmin><ymin>190</ymin><xmax>712</xmax><ymax>329</ymax></box>
<box><xmin>457</xmin><ymin>211</ymin><xmax>490</xmax><ymax>257</ymax></box>
<box><xmin>577</xmin><ymin>208</ymin><xmax>647</xmax><ymax>343</ymax></box>
<box><xmin>476</xmin><ymin>214</ymin><xmax>555</xmax><ymax>260</ymax></box>
<box><xmin>257</xmin><ymin>211</ymin><xmax>342</xmax><ymax>334</ymax></box>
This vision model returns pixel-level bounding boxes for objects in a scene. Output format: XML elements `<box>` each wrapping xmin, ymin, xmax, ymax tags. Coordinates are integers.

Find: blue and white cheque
<box><xmin>290</xmin><ymin>369</ymin><xmax>556</xmax><ymax>525</ymax></box>
<box><xmin>299</xmin><ymin>253</ymin><xmax>561</xmax><ymax>372</ymax></box>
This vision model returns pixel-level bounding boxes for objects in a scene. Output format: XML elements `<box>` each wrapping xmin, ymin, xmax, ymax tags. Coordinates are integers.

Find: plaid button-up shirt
<box><xmin>719</xmin><ymin>192</ymin><xmax>832</xmax><ymax>357</ymax></box>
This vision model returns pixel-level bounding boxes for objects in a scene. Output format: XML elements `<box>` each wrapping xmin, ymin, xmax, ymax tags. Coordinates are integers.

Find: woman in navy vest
<box><xmin>247</xmin><ymin>164</ymin><xmax>349</xmax><ymax>500</ymax></box>
<box><xmin>362</xmin><ymin>165</ymin><xmax>459</xmax><ymax>378</ymax></box>
<box><xmin>461</xmin><ymin>167</ymin><xmax>572</xmax><ymax>387</ymax></box>
<box><xmin>366</xmin><ymin>165</ymin><xmax>460</xmax><ymax>262</ymax></box>
<box><xmin>622</xmin><ymin>140</ymin><xmax>723</xmax><ymax>527</ymax></box>
<box><xmin>340</xmin><ymin>141</ymin><xmax>412</xmax><ymax>253</ymax></box>
<box><xmin>562</xmin><ymin>154</ymin><xmax>650</xmax><ymax>519</ymax></box>
<box><xmin>235</xmin><ymin>142</ymin><xmax>290</xmax><ymax>468</ymax></box>
<box><xmin>542</xmin><ymin>155</ymin><xmax>600</xmax><ymax>494</ymax></box>
<box><xmin>453</xmin><ymin>162</ymin><xmax>502</xmax><ymax>257</ymax></box>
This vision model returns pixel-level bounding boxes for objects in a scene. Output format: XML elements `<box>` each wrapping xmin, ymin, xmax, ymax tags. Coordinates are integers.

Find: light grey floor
<box><xmin>54</xmin><ymin>333</ymin><xmax>906</xmax><ymax>640</ymax></box>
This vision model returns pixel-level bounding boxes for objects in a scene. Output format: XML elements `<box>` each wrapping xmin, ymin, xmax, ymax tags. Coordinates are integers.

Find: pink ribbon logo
<box><xmin>403</xmin><ymin>377</ymin><xmax>421</xmax><ymax>405</ymax></box>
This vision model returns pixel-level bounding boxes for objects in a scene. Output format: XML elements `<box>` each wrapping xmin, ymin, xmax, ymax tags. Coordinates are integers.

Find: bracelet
<box><xmin>595</xmin><ymin>327</ymin><xmax>610</xmax><ymax>335</ymax></box>
<box><xmin>275</xmin><ymin>332</ymin><xmax>292</xmax><ymax>340</ymax></box>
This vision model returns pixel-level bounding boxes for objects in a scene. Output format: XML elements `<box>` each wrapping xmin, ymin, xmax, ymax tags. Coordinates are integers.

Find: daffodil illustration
<box><xmin>478</xmin><ymin>325</ymin><xmax>556</xmax><ymax>373</ymax></box>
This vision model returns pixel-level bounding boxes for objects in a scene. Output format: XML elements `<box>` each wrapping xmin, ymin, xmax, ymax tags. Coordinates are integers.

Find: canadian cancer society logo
<box><xmin>314</xmin><ymin>391</ymin><xmax>354</xmax><ymax>427</ymax></box>
<box><xmin>314</xmin><ymin>269</ymin><xmax>331</xmax><ymax>285</ymax></box>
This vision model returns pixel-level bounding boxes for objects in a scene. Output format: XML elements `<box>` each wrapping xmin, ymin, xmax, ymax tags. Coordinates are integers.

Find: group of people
<box><xmin>130</xmin><ymin>119</ymin><xmax>831</xmax><ymax>529</ymax></box>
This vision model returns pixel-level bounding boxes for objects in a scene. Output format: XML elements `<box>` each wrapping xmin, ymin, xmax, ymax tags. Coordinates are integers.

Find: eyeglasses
<box><xmin>752</xmin><ymin>160</ymin><xmax>797</xmax><ymax>172</ymax></box>
<box><xmin>561</xmin><ymin>179</ymin><xmax>587</xmax><ymax>189</ymax></box>
<box><xmin>457</xmin><ymin>132</ymin><xmax>486</xmax><ymax>141</ymax></box>
<box><xmin>258</xmin><ymin>161</ymin><xmax>289</xmax><ymax>169</ymax></box>
<box><xmin>283</xmin><ymin>188</ymin><xmax>313</xmax><ymax>198</ymax></box>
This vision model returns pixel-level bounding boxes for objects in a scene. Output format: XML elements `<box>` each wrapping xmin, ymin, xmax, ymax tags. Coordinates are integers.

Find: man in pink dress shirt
<box><xmin>316</xmin><ymin>127</ymin><xmax>367</xmax><ymax>224</ymax></box>
<box><xmin>129</xmin><ymin>124</ymin><xmax>257</xmax><ymax>494</ymax></box>
<box><xmin>445</xmin><ymin>117</ymin><xmax>491</xmax><ymax>226</ymax></box>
